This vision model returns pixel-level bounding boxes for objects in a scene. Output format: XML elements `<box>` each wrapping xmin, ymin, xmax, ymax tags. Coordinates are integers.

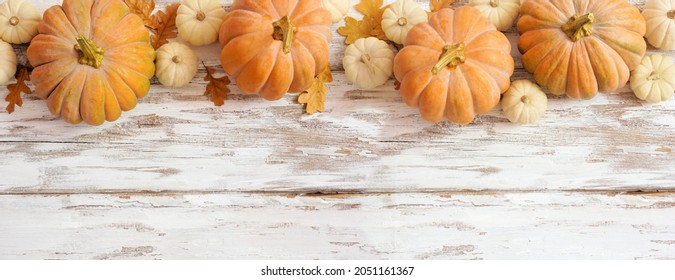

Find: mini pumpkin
<box><xmin>321</xmin><ymin>0</ymin><xmax>350</xmax><ymax>24</ymax></box>
<box><xmin>501</xmin><ymin>80</ymin><xmax>548</xmax><ymax>124</ymax></box>
<box><xmin>642</xmin><ymin>0</ymin><xmax>675</xmax><ymax>50</ymax></box>
<box><xmin>0</xmin><ymin>0</ymin><xmax>41</xmax><ymax>44</ymax></box>
<box><xmin>0</xmin><ymin>40</ymin><xmax>17</xmax><ymax>85</ymax></box>
<box><xmin>176</xmin><ymin>0</ymin><xmax>227</xmax><ymax>46</ymax></box>
<box><xmin>219</xmin><ymin>0</ymin><xmax>332</xmax><ymax>100</ymax></box>
<box><xmin>467</xmin><ymin>0</ymin><xmax>520</xmax><ymax>32</ymax></box>
<box><xmin>630</xmin><ymin>54</ymin><xmax>675</xmax><ymax>103</ymax></box>
<box><xmin>393</xmin><ymin>7</ymin><xmax>514</xmax><ymax>124</ymax></box>
<box><xmin>343</xmin><ymin>37</ymin><xmax>394</xmax><ymax>89</ymax></box>
<box><xmin>518</xmin><ymin>0</ymin><xmax>647</xmax><ymax>99</ymax></box>
<box><xmin>381</xmin><ymin>0</ymin><xmax>428</xmax><ymax>45</ymax></box>
<box><xmin>155</xmin><ymin>42</ymin><xmax>198</xmax><ymax>88</ymax></box>
<box><xmin>27</xmin><ymin>0</ymin><xmax>155</xmax><ymax>125</ymax></box>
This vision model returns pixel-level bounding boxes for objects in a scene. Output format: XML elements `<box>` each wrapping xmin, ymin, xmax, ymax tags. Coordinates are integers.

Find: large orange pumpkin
<box><xmin>27</xmin><ymin>0</ymin><xmax>155</xmax><ymax>125</ymax></box>
<box><xmin>393</xmin><ymin>7</ymin><xmax>514</xmax><ymax>124</ymax></box>
<box><xmin>518</xmin><ymin>0</ymin><xmax>646</xmax><ymax>99</ymax></box>
<box><xmin>219</xmin><ymin>0</ymin><xmax>332</xmax><ymax>100</ymax></box>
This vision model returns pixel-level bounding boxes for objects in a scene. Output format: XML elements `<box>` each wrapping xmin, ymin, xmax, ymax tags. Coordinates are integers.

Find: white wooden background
<box><xmin>0</xmin><ymin>0</ymin><xmax>674</xmax><ymax>259</ymax></box>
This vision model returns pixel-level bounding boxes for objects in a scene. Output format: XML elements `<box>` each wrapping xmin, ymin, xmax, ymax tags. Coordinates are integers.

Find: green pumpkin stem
<box><xmin>74</xmin><ymin>35</ymin><xmax>104</xmax><ymax>69</ymax></box>
<box><xmin>562</xmin><ymin>13</ymin><xmax>595</xmax><ymax>42</ymax></box>
<box><xmin>272</xmin><ymin>17</ymin><xmax>297</xmax><ymax>55</ymax></box>
<box><xmin>432</xmin><ymin>43</ymin><xmax>466</xmax><ymax>75</ymax></box>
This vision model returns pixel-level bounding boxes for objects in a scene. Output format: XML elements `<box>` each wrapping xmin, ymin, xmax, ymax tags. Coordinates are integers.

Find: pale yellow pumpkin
<box><xmin>642</xmin><ymin>0</ymin><xmax>675</xmax><ymax>50</ymax></box>
<box><xmin>155</xmin><ymin>42</ymin><xmax>198</xmax><ymax>88</ymax></box>
<box><xmin>0</xmin><ymin>0</ymin><xmax>41</xmax><ymax>44</ymax></box>
<box><xmin>0</xmin><ymin>40</ymin><xmax>17</xmax><ymax>85</ymax></box>
<box><xmin>381</xmin><ymin>0</ymin><xmax>428</xmax><ymax>45</ymax></box>
<box><xmin>176</xmin><ymin>0</ymin><xmax>227</xmax><ymax>46</ymax></box>
<box><xmin>502</xmin><ymin>80</ymin><xmax>548</xmax><ymax>124</ymax></box>
<box><xmin>630</xmin><ymin>54</ymin><xmax>675</xmax><ymax>103</ymax></box>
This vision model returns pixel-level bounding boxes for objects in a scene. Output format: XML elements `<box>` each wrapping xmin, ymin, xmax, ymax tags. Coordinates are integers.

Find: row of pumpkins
<box><xmin>0</xmin><ymin>0</ymin><xmax>674</xmax><ymax>126</ymax></box>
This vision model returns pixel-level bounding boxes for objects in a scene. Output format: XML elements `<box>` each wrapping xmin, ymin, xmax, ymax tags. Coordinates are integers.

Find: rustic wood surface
<box><xmin>0</xmin><ymin>0</ymin><xmax>674</xmax><ymax>259</ymax></box>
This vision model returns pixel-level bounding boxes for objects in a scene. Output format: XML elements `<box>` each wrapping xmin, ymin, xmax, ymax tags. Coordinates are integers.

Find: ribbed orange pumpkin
<box><xmin>219</xmin><ymin>0</ymin><xmax>332</xmax><ymax>100</ymax></box>
<box><xmin>27</xmin><ymin>0</ymin><xmax>155</xmax><ymax>125</ymax></box>
<box><xmin>393</xmin><ymin>7</ymin><xmax>514</xmax><ymax>124</ymax></box>
<box><xmin>518</xmin><ymin>0</ymin><xmax>646</xmax><ymax>99</ymax></box>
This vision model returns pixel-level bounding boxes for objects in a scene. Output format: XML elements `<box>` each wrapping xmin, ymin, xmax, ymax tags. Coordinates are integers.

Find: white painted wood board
<box><xmin>1</xmin><ymin>192</ymin><xmax>674</xmax><ymax>259</ymax></box>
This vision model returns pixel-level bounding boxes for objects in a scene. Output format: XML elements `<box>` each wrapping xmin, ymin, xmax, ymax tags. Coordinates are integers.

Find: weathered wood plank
<box><xmin>1</xmin><ymin>192</ymin><xmax>673</xmax><ymax>259</ymax></box>
<box><xmin>1</xmin><ymin>0</ymin><xmax>673</xmax><ymax>192</ymax></box>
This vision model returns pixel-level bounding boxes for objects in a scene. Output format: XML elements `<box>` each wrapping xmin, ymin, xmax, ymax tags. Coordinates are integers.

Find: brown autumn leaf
<box><xmin>394</xmin><ymin>79</ymin><xmax>401</xmax><ymax>90</ymax></box>
<box><xmin>298</xmin><ymin>66</ymin><xmax>333</xmax><ymax>115</ymax></box>
<box><xmin>124</xmin><ymin>0</ymin><xmax>158</xmax><ymax>30</ymax></box>
<box><xmin>150</xmin><ymin>3</ymin><xmax>180</xmax><ymax>49</ymax></box>
<box><xmin>429</xmin><ymin>0</ymin><xmax>457</xmax><ymax>12</ymax></box>
<box><xmin>5</xmin><ymin>67</ymin><xmax>31</xmax><ymax>114</ymax></box>
<box><xmin>203</xmin><ymin>64</ymin><xmax>230</xmax><ymax>107</ymax></box>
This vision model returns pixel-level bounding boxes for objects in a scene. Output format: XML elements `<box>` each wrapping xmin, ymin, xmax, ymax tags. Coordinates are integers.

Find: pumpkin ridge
<box><xmin>445</xmin><ymin>69</ymin><xmax>476</xmax><ymax>124</ymax></box>
<box><xmin>101</xmin><ymin>67</ymin><xmax>138</xmax><ymax>111</ymax></box>
<box><xmin>295</xmin><ymin>31</ymin><xmax>329</xmax><ymax>73</ymax></box>
<box><xmin>533</xmin><ymin>41</ymin><xmax>571</xmax><ymax>93</ymax></box>
<box><xmin>288</xmin><ymin>39</ymin><xmax>316</xmax><ymax>92</ymax></box>
<box><xmin>62</xmin><ymin>0</ymin><xmax>94</xmax><ymax>38</ymax></box>
<box><xmin>461</xmin><ymin>64</ymin><xmax>500</xmax><ymax>113</ymax></box>
<box><xmin>233</xmin><ymin>0</ymin><xmax>279</xmax><ymax>18</ymax></box>
<box><xmin>38</xmin><ymin>6</ymin><xmax>78</xmax><ymax>39</ymax></box>
<box><xmin>79</xmin><ymin>70</ymin><xmax>106</xmax><ymax>125</ymax></box>
<box><xmin>238</xmin><ymin>45</ymin><xmax>280</xmax><ymax>93</ymax></box>
<box><xmin>101</xmin><ymin>75</ymin><xmax>121</xmax><ymax>122</ymax></box>
<box><xmin>522</xmin><ymin>0</ymin><xmax>566</xmax><ymax>24</ymax></box>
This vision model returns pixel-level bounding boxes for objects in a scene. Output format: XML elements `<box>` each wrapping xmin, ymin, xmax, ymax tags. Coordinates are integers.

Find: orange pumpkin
<box><xmin>219</xmin><ymin>0</ymin><xmax>332</xmax><ymax>100</ymax></box>
<box><xmin>27</xmin><ymin>0</ymin><xmax>155</xmax><ymax>125</ymax></box>
<box><xmin>393</xmin><ymin>7</ymin><xmax>514</xmax><ymax>124</ymax></box>
<box><xmin>518</xmin><ymin>0</ymin><xmax>646</xmax><ymax>99</ymax></box>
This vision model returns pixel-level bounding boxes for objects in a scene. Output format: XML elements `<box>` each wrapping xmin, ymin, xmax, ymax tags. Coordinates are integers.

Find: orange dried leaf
<box><xmin>299</xmin><ymin>66</ymin><xmax>333</xmax><ymax>115</ymax></box>
<box><xmin>355</xmin><ymin>0</ymin><xmax>384</xmax><ymax>17</ymax></box>
<box><xmin>203</xmin><ymin>65</ymin><xmax>230</xmax><ymax>107</ymax></box>
<box><xmin>150</xmin><ymin>3</ymin><xmax>180</xmax><ymax>49</ymax></box>
<box><xmin>5</xmin><ymin>67</ymin><xmax>31</xmax><ymax>114</ymax></box>
<box><xmin>429</xmin><ymin>0</ymin><xmax>457</xmax><ymax>12</ymax></box>
<box><xmin>124</xmin><ymin>0</ymin><xmax>158</xmax><ymax>30</ymax></box>
<box><xmin>337</xmin><ymin>17</ymin><xmax>373</xmax><ymax>45</ymax></box>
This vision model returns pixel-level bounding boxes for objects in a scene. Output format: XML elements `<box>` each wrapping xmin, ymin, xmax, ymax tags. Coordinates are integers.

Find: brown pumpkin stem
<box><xmin>562</xmin><ymin>13</ymin><xmax>595</xmax><ymax>42</ymax></box>
<box><xmin>432</xmin><ymin>43</ymin><xmax>466</xmax><ymax>75</ymax></box>
<box><xmin>9</xmin><ymin>16</ymin><xmax>19</xmax><ymax>26</ymax></box>
<box><xmin>648</xmin><ymin>72</ymin><xmax>661</xmax><ymax>81</ymax></box>
<box><xmin>272</xmin><ymin>17</ymin><xmax>297</xmax><ymax>55</ymax></box>
<box><xmin>172</xmin><ymin>56</ymin><xmax>182</xmax><ymax>63</ymax></box>
<box><xmin>196</xmin><ymin>11</ymin><xmax>206</xmax><ymax>21</ymax></box>
<box><xmin>521</xmin><ymin>95</ymin><xmax>531</xmax><ymax>104</ymax></box>
<box><xmin>668</xmin><ymin>10</ymin><xmax>675</xmax><ymax>19</ymax></box>
<box><xmin>74</xmin><ymin>35</ymin><xmax>105</xmax><ymax>69</ymax></box>
<box><xmin>490</xmin><ymin>0</ymin><xmax>499</xmax><ymax>8</ymax></box>
<box><xmin>397</xmin><ymin>17</ymin><xmax>408</xmax><ymax>26</ymax></box>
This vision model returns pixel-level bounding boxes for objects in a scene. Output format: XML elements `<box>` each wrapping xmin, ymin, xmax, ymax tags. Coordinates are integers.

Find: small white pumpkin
<box><xmin>321</xmin><ymin>0</ymin><xmax>350</xmax><ymax>24</ymax></box>
<box><xmin>502</xmin><ymin>80</ymin><xmax>548</xmax><ymax>124</ymax></box>
<box><xmin>155</xmin><ymin>42</ymin><xmax>198</xmax><ymax>88</ymax></box>
<box><xmin>0</xmin><ymin>0</ymin><xmax>40</xmax><ymax>44</ymax></box>
<box><xmin>176</xmin><ymin>0</ymin><xmax>227</xmax><ymax>46</ymax></box>
<box><xmin>0</xmin><ymin>40</ymin><xmax>17</xmax><ymax>85</ymax></box>
<box><xmin>642</xmin><ymin>0</ymin><xmax>675</xmax><ymax>50</ymax></box>
<box><xmin>468</xmin><ymin>0</ymin><xmax>520</xmax><ymax>32</ymax></box>
<box><xmin>381</xmin><ymin>0</ymin><xmax>428</xmax><ymax>45</ymax></box>
<box><xmin>343</xmin><ymin>37</ymin><xmax>394</xmax><ymax>90</ymax></box>
<box><xmin>630</xmin><ymin>54</ymin><xmax>675</xmax><ymax>103</ymax></box>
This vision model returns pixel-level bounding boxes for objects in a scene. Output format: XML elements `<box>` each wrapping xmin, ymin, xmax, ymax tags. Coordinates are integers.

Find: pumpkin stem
<box><xmin>668</xmin><ymin>10</ymin><xmax>675</xmax><ymax>19</ymax></box>
<box><xmin>521</xmin><ymin>95</ymin><xmax>531</xmax><ymax>104</ymax></box>
<box><xmin>648</xmin><ymin>72</ymin><xmax>661</xmax><ymax>81</ymax></box>
<box><xmin>196</xmin><ymin>11</ymin><xmax>206</xmax><ymax>21</ymax></box>
<box><xmin>361</xmin><ymin>54</ymin><xmax>372</xmax><ymax>64</ymax></box>
<box><xmin>172</xmin><ymin>56</ymin><xmax>182</xmax><ymax>63</ymax></box>
<box><xmin>562</xmin><ymin>13</ymin><xmax>595</xmax><ymax>42</ymax></box>
<box><xmin>272</xmin><ymin>17</ymin><xmax>297</xmax><ymax>55</ymax></box>
<box><xmin>397</xmin><ymin>17</ymin><xmax>408</xmax><ymax>26</ymax></box>
<box><xmin>9</xmin><ymin>16</ymin><xmax>19</xmax><ymax>26</ymax></box>
<box><xmin>490</xmin><ymin>0</ymin><xmax>499</xmax><ymax>7</ymax></box>
<box><xmin>432</xmin><ymin>43</ymin><xmax>466</xmax><ymax>75</ymax></box>
<box><xmin>74</xmin><ymin>35</ymin><xmax>104</xmax><ymax>69</ymax></box>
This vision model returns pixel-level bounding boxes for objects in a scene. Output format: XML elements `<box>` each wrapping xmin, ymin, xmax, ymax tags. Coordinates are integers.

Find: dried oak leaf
<box><xmin>299</xmin><ymin>66</ymin><xmax>333</xmax><ymax>115</ymax></box>
<box><xmin>203</xmin><ymin>64</ymin><xmax>230</xmax><ymax>107</ymax></box>
<box><xmin>5</xmin><ymin>67</ymin><xmax>31</xmax><ymax>114</ymax></box>
<box><xmin>429</xmin><ymin>0</ymin><xmax>457</xmax><ymax>12</ymax></box>
<box><xmin>150</xmin><ymin>3</ymin><xmax>180</xmax><ymax>49</ymax></box>
<box><xmin>124</xmin><ymin>0</ymin><xmax>158</xmax><ymax>30</ymax></box>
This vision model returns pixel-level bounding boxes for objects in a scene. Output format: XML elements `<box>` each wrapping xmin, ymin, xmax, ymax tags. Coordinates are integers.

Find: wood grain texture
<box><xmin>1</xmin><ymin>0</ymin><xmax>673</xmax><ymax>192</ymax></box>
<box><xmin>0</xmin><ymin>0</ymin><xmax>674</xmax><ymax>260</ymax></box>
<box><xmin>1</xmin><ymin>192</ymin><xmax>674</xmax><ymax>259</ymax></box>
